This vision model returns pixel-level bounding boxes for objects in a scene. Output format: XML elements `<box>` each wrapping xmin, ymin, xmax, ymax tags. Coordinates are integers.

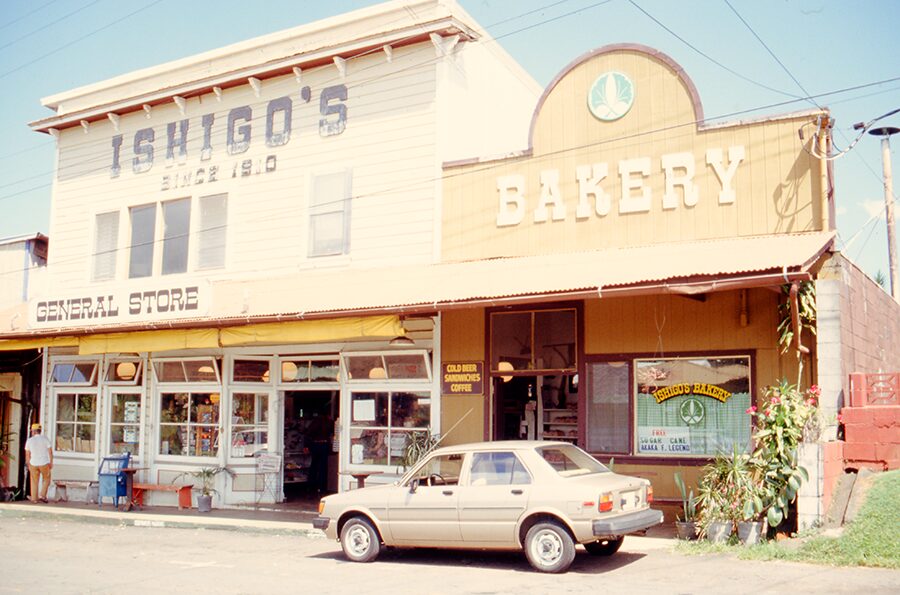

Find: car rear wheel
<box><xmin>340</xmin><ymin>517</ymin><xmax>381</xmax><ymax>563</ymax></box>
<box><xmin>584</xmin><ymin>536</ymin><xmax>624</xmax><ymax>556</ymax></box>
<box><xmin>524</xmin><ymin>521</ymin><xmax>576</xmax><ymax>573</ymax></box>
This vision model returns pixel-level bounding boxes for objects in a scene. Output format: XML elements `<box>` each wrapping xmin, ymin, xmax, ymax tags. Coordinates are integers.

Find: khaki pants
<box><xmin>29</xmin><ymin>464</ymin><xmax>51</xmax><ymax>501</ymax></box>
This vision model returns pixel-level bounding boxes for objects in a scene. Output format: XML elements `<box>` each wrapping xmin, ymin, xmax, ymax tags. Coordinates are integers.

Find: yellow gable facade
<box><xmin>443</xmin><ymin>44</ymin><xmax>830</xmax><ymax>261</ymax></box>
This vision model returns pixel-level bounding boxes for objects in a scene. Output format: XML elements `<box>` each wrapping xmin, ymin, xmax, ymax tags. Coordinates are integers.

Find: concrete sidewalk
<box><xmin>0</xmin><ymin>499</ymin><xmax>676</xmax><ymax>551</ymax></box>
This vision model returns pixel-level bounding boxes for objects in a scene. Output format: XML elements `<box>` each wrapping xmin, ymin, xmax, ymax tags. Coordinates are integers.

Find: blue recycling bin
<box><xmin>98</xmin><ymin>453</ymin><xmax>131</xmax><ymax>508</ymax></box>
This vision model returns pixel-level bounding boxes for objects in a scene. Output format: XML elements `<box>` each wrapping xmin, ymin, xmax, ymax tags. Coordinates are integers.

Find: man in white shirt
<box><xmin>24</xmin><ymin>423</ymin><xmax>53</xmax><ymax>503</ymax></box>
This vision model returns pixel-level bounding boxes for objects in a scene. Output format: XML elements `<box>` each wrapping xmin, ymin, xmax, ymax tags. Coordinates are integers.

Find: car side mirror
<box><xmin>409</xmin><ymin>478</ymin><xmax>419</xmax><ymax>494</ymax></box>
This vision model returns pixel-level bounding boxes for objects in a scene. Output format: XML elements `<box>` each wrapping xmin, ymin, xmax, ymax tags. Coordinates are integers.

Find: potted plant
<box><xmin>747</xmin><ymin>380</ymin><xmax>815</xmax><ymax>529</ymax></box>
<box><xmin>697</xmin><ymin>447</ymin><xmax>755</xmax><ymax>543</ymax></box>
<box><xmin>673</xmin><ymin>471</ymin><xmax>699</xmax><ymax>540</ymax></box>
<box><xmin>176</xmin><ymin>466</ymin><xmax>234</xmax><ymax>513</ymax></box>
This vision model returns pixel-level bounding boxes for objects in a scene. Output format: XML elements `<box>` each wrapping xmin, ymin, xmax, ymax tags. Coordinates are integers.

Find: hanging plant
<box><xmin>777</xmin><ymin>282</ymin><xmax>816</xmax><ymax>353</ymax></box>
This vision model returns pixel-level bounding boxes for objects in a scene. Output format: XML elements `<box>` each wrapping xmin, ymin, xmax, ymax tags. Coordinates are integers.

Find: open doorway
<box><xmin>493</xmin><ymin>374</ymin><xmax>579</xmax><ymax>442</ymax></box>
<box><xmin>283</xmin><ymin>390</ymin><xmax>338</xmax><ymax>502</ymax></box>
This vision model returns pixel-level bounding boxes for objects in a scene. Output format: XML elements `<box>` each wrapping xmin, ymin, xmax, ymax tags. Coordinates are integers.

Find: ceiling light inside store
<box><xmin>282</xmin><ymin>361</ymin><xmax>298</xmax><ymax>382</ymax></box>
<box><xmin>116</xmin><ymin>362</ymin><xmax>136</xmax><ymax>380</ymax></box>
<box><xmin>369</xmin><ymin>367</ymin><xmax>387</xmax><ymax>379</ymax></box>
<box><xmin>389</xmin><ymin>335</ymin><xmax>415</xmax><ymax>346</ymax></box>
<box><xmin>498</xmin><ymin>361</ymin><xmax>514</xmax><ymax>383</ymax></box>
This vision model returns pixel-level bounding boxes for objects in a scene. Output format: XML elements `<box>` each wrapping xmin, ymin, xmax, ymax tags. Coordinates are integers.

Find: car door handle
<box><xmin>511</xmin><ymin>489</ymin><xmax>523</xmax><ymax>495</ymax></box>
<box><xmin>442</xmin><ymin>490</ymin><xmax>454</xmax><ymax>496</ymax></box>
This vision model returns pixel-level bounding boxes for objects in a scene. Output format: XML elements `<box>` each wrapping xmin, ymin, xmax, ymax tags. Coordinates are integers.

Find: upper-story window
<box><xmin>92</xmin><ymin>211</ymin><xmax>119</xmax><ymax>281</ymax></box>
<box><xmin>125</xmin><ymin>194</ymin><xmax>226</xmax><ymax>280</ymax></box>
<box><xmin>309</xmin><ymin>170</ymin><xmax>351</xmax><ymax>257</ymax></box>
<box><xmin>162</xmin><ymin>197</ymin><xmax>190</xmax><ymax>275</ymax></box>
<box><xmin>128</xmin><ymin>204</ymin><xmax>156</xmax><ymax>278</ymax></box>
<box><xmin>197</xmin><ymin>193</ymin><xmax>227</xmax><ymax>269</ymax></box>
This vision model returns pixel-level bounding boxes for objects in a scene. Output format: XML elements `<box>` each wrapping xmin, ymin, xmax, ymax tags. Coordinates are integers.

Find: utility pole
<box><xmin>869</xmin><ymin>126</ymin><xmax>900</xmax><ymax>300</ymax></box>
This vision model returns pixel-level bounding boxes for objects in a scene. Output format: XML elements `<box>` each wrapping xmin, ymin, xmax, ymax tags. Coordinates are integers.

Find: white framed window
<box><xmin>342</xmin><ymin>352</ymin><xmax>431</xmax><ymax>382</ymax></box>
<box><xmin>54</xmin><ymin>391</ymin><xmax>98</xmax><ymax>455</ymax></box>
<box><xmin>128</xmin><ymin>203</ymin><xmax>156</xmax><ymax>279</ymax></box>
<box><xmin>108</xmin><ymin>390</ymin><xmax>143</xmax><ymax>458</ymax></box>
<box><xmin>309</xmin><ymin>170</ymin><xmax>351</xmax><ymax>257</ymax></box>
<box><xmin>278</xmin><ymin>357</ymin><xmax>340</xmax><ymax>384</ymax></box>
<box><xmin>348</xmin><ymin>390</ymin><xmax>431</xmax><ymax>467</ymax></box>
<box><xmin>158</xmin><ymin>391</ymin><xmax>220</xmax><ymax>457</ymax></box>
<box><xmin>197</xmin><ymin>193</ymin><xmax>227</xmax><ymax>270</ymax></box>
<box><xmin>152</xmin><ymin>357</ymin><xmax>221</xmax><ymax>384</ymax></box>
<box><xmin>50</xmin><ymin>361</ymin><xmax>98</xmax><ymax>386</ymax></box>
<box><xmin>230</xmin><ymin>392</ymin><xmax>269</xmax><ymax>459</ymax></box>
<box><xmin>162</xmin><ymin>197</ymin><xmax>190</xmax><ymax>275</ymax></box>
<box><xmin>104</xmin><ymin>359</ymin><xmax>142</xmax><ymax>385</ymax></box>
<box><xmin>92</xmin><ymin>211</ymin><xmax>119</xmax><ymax>281</ymax></box>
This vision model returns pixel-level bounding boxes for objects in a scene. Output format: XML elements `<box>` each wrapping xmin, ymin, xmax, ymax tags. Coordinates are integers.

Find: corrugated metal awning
<box><xmin>231</xmin><ymin>231</ymin><xmax>835</xmax><ymax>314</ymax></box>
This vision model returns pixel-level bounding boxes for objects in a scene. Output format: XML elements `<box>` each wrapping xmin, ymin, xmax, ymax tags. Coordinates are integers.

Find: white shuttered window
<box><xmin>92</xmin><ymin>211</ymin><xmax>119</xmax><ymax>281</ymax></box>
<box><xmin>197</xmin><ymin>193</ymin><xmax>227</xmax><ymax>269</ymax></box>
<box><xmin>309</xmin><ymin>170</ymin><xmax>351</xmax><ymax>257</ymax></box>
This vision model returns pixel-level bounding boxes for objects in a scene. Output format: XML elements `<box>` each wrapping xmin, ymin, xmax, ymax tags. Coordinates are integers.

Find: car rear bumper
<box><xmin>592</xmin><ymin>508</ymin><xmax>663</xmax><ymax>536</ymax></box>
<box><xmin>312</xmin><ymin>516</ymin><xmax>330</xmax><ymax>531</ymax></box>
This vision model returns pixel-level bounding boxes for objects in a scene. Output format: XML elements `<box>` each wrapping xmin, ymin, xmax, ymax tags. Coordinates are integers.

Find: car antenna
<box><xmin>424</xmin><ymin>407</ymin><xmax>473</xmax><ymax>456</ymax></box>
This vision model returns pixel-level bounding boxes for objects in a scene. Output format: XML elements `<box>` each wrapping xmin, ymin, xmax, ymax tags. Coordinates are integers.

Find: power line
<box><xmin>0</xmin><ymin>0</ymin><xmax>166</xmax><ymax>81</ymax></box>
<box><xmin>627</xmin><ymin>0</ymin><xmax>803</xmax><ymax>100</ymax></box>
<box><xmin>0</xmin><ymin>0</ymin><xmax>62</xmax><ymax>32</ymax></box>
<box><xmin>0</xmin><ymin>0</ymin><xmax>103</xmax><ymax>52</ymax></box>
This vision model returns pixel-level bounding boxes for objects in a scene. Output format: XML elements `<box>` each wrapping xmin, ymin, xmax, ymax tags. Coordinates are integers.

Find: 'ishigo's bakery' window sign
<box><xmin>635</xmin><ymin>356</ymin><xmax>751</xmax><ymax>457</ymax></box>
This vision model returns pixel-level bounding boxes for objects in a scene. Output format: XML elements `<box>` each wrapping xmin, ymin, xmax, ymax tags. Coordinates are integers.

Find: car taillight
<box><xmin>318</xmin><ymin>499</ymin><xmax>325</xmax><ymax>514</ymax></box>
<box><xmin>599</xmin><ymin>492</ymin><xmax>613</xmax><ymax>512</ymax></box>
<box><xmin>647</xmin><ymin>486</ymin><xmax>654</xmax><ymax>503</ymax></box>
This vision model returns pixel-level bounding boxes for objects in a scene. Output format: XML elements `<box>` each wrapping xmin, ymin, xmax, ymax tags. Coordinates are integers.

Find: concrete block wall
<box><xmin>797</xmin><ymin>441</ymin><xmax>844</xmax><ymax>531</ymax></box>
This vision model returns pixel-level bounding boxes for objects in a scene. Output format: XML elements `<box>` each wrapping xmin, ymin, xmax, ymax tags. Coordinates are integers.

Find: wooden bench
<box><xmin>53</xmin><ymin>480</ymin><xmax>98</xmax><ymax>503</ymax></box>
<box><xmin>132</xmin><ymin>483</ymin><xmax>194</xmax><ymax>510</ymax></box>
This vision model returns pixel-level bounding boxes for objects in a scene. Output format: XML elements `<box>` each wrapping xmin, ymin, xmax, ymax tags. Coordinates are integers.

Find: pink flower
<box><xmin>806</xmin><ymin>398</ymin><xmax>817</xmax><ymax>407</ymax></box>
<box><xmin>770</xmin><ymin>396</ymin><xmax>781</xmax><ymax>405</ymax></box>
<box><xmin>746</xmin><ymin>405</ymin><xmax>757</xmax><ymax>414</ymax></box>
<box><xmin>837</xmin><ymin>413</ymin><xmax>843</xmax><ymax>423</ymax></box>
<box><xmin>766</xmin><ymin>409</ymin><xmax>775</xmax><ymax>418</ymax></box>
<box><xmin>808</xmin><ymin>385</ymin><xmax>821</xmax><ymax>396</ymax></box>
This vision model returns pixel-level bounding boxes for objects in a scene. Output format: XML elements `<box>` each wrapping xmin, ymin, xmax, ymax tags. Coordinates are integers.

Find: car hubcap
<box><xmin>347</xmin><ymin>525</ymin><xmax>370</xmax><ymax>556</ymax></box>
<box><xmin>532</xmin><ymin>529</ymin><xmax>562</xmax><ymax>565</ymax></box>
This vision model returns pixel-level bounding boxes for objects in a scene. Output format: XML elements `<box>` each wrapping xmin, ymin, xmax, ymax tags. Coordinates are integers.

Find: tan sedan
<box><xmin>314</xmin><ymin>441</ymin><xmax>662</xmax><ymax>573</ymax></box>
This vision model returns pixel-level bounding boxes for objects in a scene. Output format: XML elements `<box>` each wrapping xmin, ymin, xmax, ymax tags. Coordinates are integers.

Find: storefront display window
<box><xmin>634</xmin><ymin>356</ymin><xmax>751</xmax><ymax>457</ymax></box>
<box><xmin>349</xmin><ymin>391</ymin><xmax>430</xmax><ymax>466</ymax></box>
<box><xmin>232</xmin><ymin>359</ymin><xmax>270</xmax><ymax>383</ymax></box>
<box><xmin>159</xmin><ymin>392</ymin><xmax>220</xmax><ymax>457</ymax></box>
<box><xmin>231</xmin><ymin>392</ymin><xmax>268</xmax><ymax>457</ymax></box>
<box><xmin>55</xmin><ymin>393</ymin><xmax>97</xmax><ymax>453</ymax></box>
<box><xmin>109</xmin><ymin>392</ymin><xmax>141</xmax><ymax>456</ymax></box>
<box><xmin>585</xmin><ymin>362</ymin><xmax>630</xmax><ymax>454</ymax></box>
<box><xmin>344</xmin><ymin>352</ymin><xmax>431</xmax><ymax>381</ymax></box>
<box><xmin>153</xmin><ymin>358</ymin><xmax>220</xmax><ymax>383</ymax></box>
<box><xmin>490</xmin><ymin>308</ymin><xmax>577</xmax><ymax>373</ymax></box>
<box><xmin>279</xmin><ymin>358</ymin><xmax>340</xmax><ymax>383</ymax></box>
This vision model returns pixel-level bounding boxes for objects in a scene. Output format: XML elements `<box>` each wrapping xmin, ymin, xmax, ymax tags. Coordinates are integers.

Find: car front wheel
<box><xmin>524</xmin><ymin>521</ymin><xmax>576</xmax><ymax>573</ymax></box>
<box><xmin>584</xmin><ymin>536</ymin><xmax>624</xmax><ymax>556</ymax></box>
<box><xmin>340</xmin><ymin>517</ymin><xmax>381</xmax><ymax>563</ymax></box>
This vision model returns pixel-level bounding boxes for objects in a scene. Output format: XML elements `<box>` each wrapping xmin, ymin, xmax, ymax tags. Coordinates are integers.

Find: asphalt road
<box><xmin>0</xmin><ymin>515</ymin><xmax>897</xmax><ymax>594</ymax></box>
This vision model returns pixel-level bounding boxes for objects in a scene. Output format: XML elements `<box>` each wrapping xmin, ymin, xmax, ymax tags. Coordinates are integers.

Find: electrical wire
<box><xmin>0</xmin><ymin>0</ymin><xmax>62</xmax><ymax>32</ymax></box>
<box><xmin>0</xmin><ymin>0</ymin><xmax>103</xmax><ymax>52</ymax></box>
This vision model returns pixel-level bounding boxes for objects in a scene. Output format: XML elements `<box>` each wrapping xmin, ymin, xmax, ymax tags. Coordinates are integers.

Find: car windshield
<box><xmin>536</xmin><ymin>444</ymin><xmax>609</xmax><ymax>477</ymax></box>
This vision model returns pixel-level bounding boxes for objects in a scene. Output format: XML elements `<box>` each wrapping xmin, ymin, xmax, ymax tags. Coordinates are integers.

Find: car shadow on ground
<box><xmin>310</xmin><ymin>546</ymin><xmax>646</xmax><ymax>574</ymax></box>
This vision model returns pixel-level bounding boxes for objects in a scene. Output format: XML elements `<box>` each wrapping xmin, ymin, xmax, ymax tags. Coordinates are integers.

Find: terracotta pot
<box><xmin>675</xmin><ymin>520</ymin><xmax>698</xmax><ymax>540</ymax></box>
<box><xmin>737</xmin><ymin>520</ymin><xmax>767</xmax><ymax>546</ymax></box>
<box><xmin>706</xmin><ymin>521</ymin><xmax>733</xmax><ymax>543</ymax></box>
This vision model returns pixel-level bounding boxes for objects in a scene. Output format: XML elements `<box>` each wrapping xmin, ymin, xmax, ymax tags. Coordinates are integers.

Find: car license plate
<box><xmin>620</xmin><ymin>490</ymin><xmax>639</xmax><ymax>511</ymax></box>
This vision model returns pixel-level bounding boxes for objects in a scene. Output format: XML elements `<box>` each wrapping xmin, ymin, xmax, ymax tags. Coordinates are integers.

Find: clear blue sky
<box><xmin>1</xmin><ymin>0</ymin><xmax>898</xmax><ymax>281</ymax></box>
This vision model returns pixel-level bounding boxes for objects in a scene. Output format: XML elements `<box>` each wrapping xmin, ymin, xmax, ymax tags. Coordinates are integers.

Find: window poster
<box><xmin>124</xmin><ymin>401</ymin><xmax>139</xmax><ymax>423</ymax></box>
<box><xmin>123</xmin><ymin>427</ymin><xmax>138</xmax><ymax>444</ymax></box>
<box><xmin>635</xmin><ymin>356</ymin><xmax>751</xmax><ymax>456</ymax></box>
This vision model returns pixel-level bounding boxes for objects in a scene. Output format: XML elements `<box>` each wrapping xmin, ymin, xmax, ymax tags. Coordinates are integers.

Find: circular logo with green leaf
<box><xmin>679</xmin><ymin>397</ymin><xmax>705</xmax><ymax>426</ymax></box>
<box><xmin>588</xmin><ymin>71</ymin><xmax>634</xmax><ymax>121</ymax></box>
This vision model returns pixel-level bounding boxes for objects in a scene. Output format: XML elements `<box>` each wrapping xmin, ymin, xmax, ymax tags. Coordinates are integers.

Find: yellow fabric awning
<box><xmin>78</xmin><ymin>329</ymin><xmax>220</xmax><ymax>355</ymax></box>
<box><xmin>0</xmin><ymin>336</ymin><xmax>79</xmax><ymax>351</ymax></box>
<box><xmin>218</xmin><ymin>315</ymin><xmax>403</xmax><ymax>347</ymax></box>
<box><xmin>0</xmin><ymin>315</ymin><xmax>403</xmax><ymax>354</ymax></box>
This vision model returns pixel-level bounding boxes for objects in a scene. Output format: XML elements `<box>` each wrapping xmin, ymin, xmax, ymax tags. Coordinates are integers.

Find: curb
<box><xmin>0</xmin><ymin>503</ymin><xmax>324</xmax><ymax>538</ymax></box>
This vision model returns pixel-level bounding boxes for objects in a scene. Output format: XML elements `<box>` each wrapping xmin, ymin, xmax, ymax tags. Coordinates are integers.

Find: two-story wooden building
<box><xmin>4</xmin><ymin>0</ymin><xmax>540</xmax><ymax>506</ymax></box>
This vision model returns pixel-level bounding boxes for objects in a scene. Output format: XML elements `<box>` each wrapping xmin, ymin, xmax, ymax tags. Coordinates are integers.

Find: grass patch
<box><xmin>677</xmin><ymin>470</ymin><xmax>900</xmax><ymax>569</ymax></box>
